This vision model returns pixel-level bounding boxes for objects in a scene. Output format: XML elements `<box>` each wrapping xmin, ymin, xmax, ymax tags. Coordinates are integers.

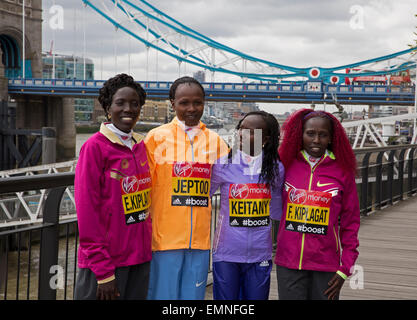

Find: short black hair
<box><xmin>98</xmin><ymin>73</ymin><xmax>146</xmax><ymax>118</ymax></box>
<box><xmin>169</xmin><ymin>76</ymin><xmax>205</xmax><ymax>100</ymax></box>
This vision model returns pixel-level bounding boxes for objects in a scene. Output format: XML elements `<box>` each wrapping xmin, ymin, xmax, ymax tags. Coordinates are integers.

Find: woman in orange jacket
<box><xmin>145</xmin><ymin>76</ymin><xmax>228</xmax><ymax>300</ymax></box>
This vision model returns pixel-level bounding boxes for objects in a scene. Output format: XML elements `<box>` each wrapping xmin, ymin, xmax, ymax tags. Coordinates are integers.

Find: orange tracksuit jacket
<box><xmin>145</xmin><ymin>117</ymin><xmax>229</xmax><ymax>251</ymax></box>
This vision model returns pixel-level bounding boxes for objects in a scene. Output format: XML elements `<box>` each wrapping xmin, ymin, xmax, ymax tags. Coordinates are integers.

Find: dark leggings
<box><xmin>74</xmin><ymin>262</ymin><xmax>150</xmax><ymax>300</ymax></box>
<box><xmin>276</xmin><ymin>266</ymin><xmax>339</xmax><ymax>300</ymax></box>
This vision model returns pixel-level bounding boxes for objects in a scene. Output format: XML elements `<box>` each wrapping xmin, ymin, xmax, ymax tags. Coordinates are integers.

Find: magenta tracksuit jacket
<box><xmin>75</xmin><ymin>124</ymin><xmax>152</xmax><ymax>281</ymax></box>
<box><xmin>274</xmin><ymin>151</ymin><xmax>360</xmax><ymax>277</ymax></box>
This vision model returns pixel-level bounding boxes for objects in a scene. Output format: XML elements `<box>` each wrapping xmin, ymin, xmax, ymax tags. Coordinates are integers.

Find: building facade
<box><xmin>42</xmin><ymin>53</ymin><xmax>95</xmax><ymax>123</ymax></box>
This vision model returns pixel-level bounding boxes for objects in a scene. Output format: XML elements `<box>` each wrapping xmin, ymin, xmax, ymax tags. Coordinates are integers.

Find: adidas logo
<box><xmin>230</xmin><ymin>219</ymin><xmax>239</xmax><ymax>226</ymax></box>
<box><xmin>286</xmin><ymin>223</ymin><xmax>294</xmax><ymax>231</ymax></box>
<box><xmin>173</xmin><ymin>198</ymin><xmax>182</xmax><ymax>205</ymax></box>
<box><xmin>259</xmin><ymin>260</ymin><xmax>269</xmax><ymax>267</ymax></box>
<box><xmin>127</xmin><ymin>216</ymin><xmax>136</xmax><ymax>224</ymax></box>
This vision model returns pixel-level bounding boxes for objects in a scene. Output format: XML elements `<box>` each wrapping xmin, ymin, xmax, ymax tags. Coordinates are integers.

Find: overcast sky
<box><xmin>41</xmin><ymin>0</ymin><xmax>416</xmax><ymax>113</ymax></box>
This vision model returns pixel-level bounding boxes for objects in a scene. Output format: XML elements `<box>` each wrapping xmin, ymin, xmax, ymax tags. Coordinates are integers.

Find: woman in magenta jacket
<box><xmin>275</xmin><ymin>108</ymin><xmax>360</xmax><ymax>300</ymax></box>
<box><xmin>74</xmin><ymin>74</ymin><xmax>151</xmax><ymax>300</ymax></box>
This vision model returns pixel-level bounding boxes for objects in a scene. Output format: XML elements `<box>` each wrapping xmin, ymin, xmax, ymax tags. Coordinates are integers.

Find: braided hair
<box><xmin>227</xmin><ymin>111</ymin><xmax>281</xmax><ymax>189</ymax></box>
<box><xmin>278</xmin><ymin>108</ymin><xmax>356</xmax><ymax>174</ymax></box>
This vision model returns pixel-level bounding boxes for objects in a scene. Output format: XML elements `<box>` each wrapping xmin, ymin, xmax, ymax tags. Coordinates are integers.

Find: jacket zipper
<box><xmin>333</xmin><ymin>226</ymin><xmax>339</xmax><ymax>252</ymax></box>
<box><xmin>187</xmin><ymin>132</ymin><xmax>195</xmax><ymax>249</ymax></box>
<box><xmin>298</xmin><ymin>156</ymin><xmax>325</xmax><ymax>270</ymax></box>
<box><xmin>130</xmin><ymin>145</ymin><xmax>146</xmax><ymax>246</ymax></box>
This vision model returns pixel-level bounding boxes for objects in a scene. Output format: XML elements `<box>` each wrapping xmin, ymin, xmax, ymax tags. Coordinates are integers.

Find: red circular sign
<box><xmin>309</xmin><ymin>68</ymin><xmax>320</xmax><ymax>79</ymax></box>
<box><xmin>331</xmin><ymin>76</ymin><xmax>339</xmax><ymax>84</ymax></box>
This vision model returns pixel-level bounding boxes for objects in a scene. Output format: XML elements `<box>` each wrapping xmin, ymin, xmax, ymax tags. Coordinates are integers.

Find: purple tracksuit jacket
<box><xmin>209</xmin><ymin>149</ymin><xmax>285</xmax><ymax>263</ymax></box>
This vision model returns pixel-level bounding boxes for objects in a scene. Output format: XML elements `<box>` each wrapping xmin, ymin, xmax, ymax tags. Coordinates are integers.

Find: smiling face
<box><xmin>170</xmin><ymin>83</ymin><xmax>204</xmax><ymax>127</ymax></box>
<box><xmin>107</xmin><ymin>86</ymin><xmax>141</xmax><ymax>133</ymax></box>
<box><xmin>302</xmin><ymin>116</ymin><xmax>332</xmax><ymax>158</ymax></box>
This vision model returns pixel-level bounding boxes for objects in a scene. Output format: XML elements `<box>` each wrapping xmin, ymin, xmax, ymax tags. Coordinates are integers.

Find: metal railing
<box><xmin>355</xmin><ymin>145</ymin><xmax>417</xmax><ymax>215</ymax></box>
<box><xmin>0</xmin><ymin>144</ymin><xmax>416</xmax><ymax>299</ymax></box>
<box><xmin>0</xmin><ymin>173</ymin><xmax>76</xmax><ymax>300</ymax></box>
<box><xmin>0</xmin><ymin>161</ymin><xmax>77</xmax><ymax>227</ymax></box>
<box><xmin>8</xmin><ymin>78</ymin><xmax>415</xmax><ymax>104</ymax></box>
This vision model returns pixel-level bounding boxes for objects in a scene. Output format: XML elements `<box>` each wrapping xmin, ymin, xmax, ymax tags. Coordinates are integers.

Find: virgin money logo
<box><xmin>230</xmin><ymin>184</ymin><xmax>249</xmax><ymax>199</ymax></box>
<box><xmin>122</xmin><ymin>176</ymin><xmax>139</xmax><ymax>194</ymax></box>
<box><xmin>174</xmin><ymin>162</ymin><xmax>193</xmax><ymax>177</ymax></box>
<box><xmin>288</xmin><ymin>188</ymin><xmax>307</xmax><ymax>204</ymax></box>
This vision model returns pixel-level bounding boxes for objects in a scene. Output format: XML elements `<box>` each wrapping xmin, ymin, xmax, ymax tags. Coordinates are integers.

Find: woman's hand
<box><xmin>96</xmin><ymin>279</ymin><xmax>120</xmax><ymax>300</ymax></box>
<box><xmin>324</xmin><ymin>273</ymin><xmax>345</xmax><ymax>300</ymax></box>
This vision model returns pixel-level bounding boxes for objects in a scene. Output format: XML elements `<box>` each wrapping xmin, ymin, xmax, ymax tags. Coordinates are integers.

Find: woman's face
<box><xmin>107</xmin><ymin>86</ymin><xmax>141</xmax><ymax>133</ymax></box>
<box><xmin>302</xmin><ymin>116</ymin><xmax>332</xmax><ymax>158</ymax></box>
<box><xmin>170</xmin><ymin>83</ymin><xmax>205</xmax><ymax>127</ymax></box>
<box><xmin>238</xmin><ymin>114</ymin><xmax>269</xmax><ymax>156</ymax></box>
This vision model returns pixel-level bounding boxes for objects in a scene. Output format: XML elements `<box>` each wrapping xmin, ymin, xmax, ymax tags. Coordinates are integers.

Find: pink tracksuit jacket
<box><xmin>274</xmin><ymin>151</ymin><xmax>360</xmax><ymax>277</ymax></box>
<box><xmin>75</xmin><ymin>124</ymin><xmax>152</xmax><ymax>281</ymax></box>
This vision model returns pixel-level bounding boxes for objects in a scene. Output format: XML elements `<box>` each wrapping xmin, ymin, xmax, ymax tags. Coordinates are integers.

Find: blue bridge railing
<box><xmin>8</xmin><ymin>78</ymin><xmax>415</xmax><ymax>105</ymax></box>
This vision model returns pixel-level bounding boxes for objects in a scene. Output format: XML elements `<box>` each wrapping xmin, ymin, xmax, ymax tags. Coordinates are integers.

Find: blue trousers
<box><xmin>213</xmin><ymin>260</ymin><xmax>272</xmax><ymax>300</ymax></box>
<box><xmin>147</xmin><ymin>249</ymin><xmax>209</xmax><ymax>300</ymax></box>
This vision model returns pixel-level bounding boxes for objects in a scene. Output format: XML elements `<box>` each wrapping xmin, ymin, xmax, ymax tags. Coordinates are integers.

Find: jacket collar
<box><xmin>299</xmin><ymin>149</ymin><xmax>335</xmax><ymax>168</ymax></box>
<box><xmin>172</xmin><ymin>117</ymin><xmax>206</xmax><ymax>132</ymax></box>
<box><xmin>301</xmin><ymin>149</ymin><xmax>335</xmax><ymax>161</ymax></box>
<box><xmin>99</xmin><ymin>122</ymin><xmax>143</xmax><ymax>146</ymax></box>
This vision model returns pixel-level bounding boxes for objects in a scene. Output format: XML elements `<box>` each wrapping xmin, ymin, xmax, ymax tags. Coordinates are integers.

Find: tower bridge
<box><xmin>0</xmin><ymin>0</ymin><xmax>416</xmax><ymax>165</ymax></box>
<box><xmin>6</xmin><ymin>78</ymin><xmax>415</xmax><ymax>105</ymax></box>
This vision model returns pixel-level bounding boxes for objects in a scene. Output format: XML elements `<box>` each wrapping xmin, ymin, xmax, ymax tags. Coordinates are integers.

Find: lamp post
<box><xmin>413</xmin><ymin>61</ymin><xmax>417</xmax><ymax>144</ymax></box>
<box><xmin>22</xmin><ymin>0</ymin><xmax>25</xmax><ymax>79</ymax></box>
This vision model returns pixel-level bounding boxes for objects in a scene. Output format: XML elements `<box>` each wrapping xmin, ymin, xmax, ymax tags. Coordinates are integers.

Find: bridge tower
<box><xmin>0</xmin><ymin>1</ymin><xmax>75</xmax><ymax>161</ymax></box>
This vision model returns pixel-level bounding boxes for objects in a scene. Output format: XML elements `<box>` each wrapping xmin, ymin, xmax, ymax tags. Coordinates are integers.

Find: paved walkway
<box><xmin>205</xmin><ymin>195</ymin><xmax>417</xmax><ymax>300</ymax></box>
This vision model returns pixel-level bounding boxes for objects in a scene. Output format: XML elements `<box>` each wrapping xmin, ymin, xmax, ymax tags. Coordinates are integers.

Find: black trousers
<box><xmin>276</xmin><ymin>265</ymin><xmax>339</xmax><ymax>300</ymax></box>
<box><xmin>74</xmin><ymin>262</ymin><xmax>150</xmax><ymax>300</ymax></box>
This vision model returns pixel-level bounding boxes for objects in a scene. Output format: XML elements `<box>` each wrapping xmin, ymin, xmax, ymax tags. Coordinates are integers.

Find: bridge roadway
<box><xmin>204</xmin><ymin>195</ymin><xmax>417</xmax><ymax>300</ymax></box>
<box><xmin>8</xmin><ymin>78</ymin><xmax>415</xmax><ymax>105</ymax></box>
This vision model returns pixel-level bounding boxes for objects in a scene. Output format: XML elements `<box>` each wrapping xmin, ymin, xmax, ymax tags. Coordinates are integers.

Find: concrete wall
<box><xmin>14</xmin><ymin>95</ymin><xmax>76</xmax><ymax>161</ymax></box>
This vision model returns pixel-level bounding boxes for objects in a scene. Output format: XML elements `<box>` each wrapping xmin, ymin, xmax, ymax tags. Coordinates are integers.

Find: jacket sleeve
<box><xmin>144</xmin><ymin>131</ymin><xmax>156</xmax><ymax>185</ymax></box>
<box><xmin>270</xmin><ymin>162</ymin><xmax>285</xmax><ymax>221</ymax></box>
<box><xmin>74</xmin><ymin>140</ymin><xmax>115</xmax><ymax>281</ymax></box>
<box><xmin>210</xmin><ymin>162</ymin><xmax>223</xmax><ymax>197</ymax></box>
<box><xmin>338</xmin><ymin>172</ymin><xmax>360</xmax><ymax>277</ymax></box>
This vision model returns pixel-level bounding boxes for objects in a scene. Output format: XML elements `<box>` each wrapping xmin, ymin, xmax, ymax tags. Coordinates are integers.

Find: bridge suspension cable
<box><xmin>81</xmin><ymin>0</ymin><xmax>417</xmax><ymax>83</ymax></box>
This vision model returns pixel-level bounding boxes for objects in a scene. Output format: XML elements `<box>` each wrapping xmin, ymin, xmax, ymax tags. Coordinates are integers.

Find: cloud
<box><xmin>41</xmin><ymin>0</ymin><xmax>416</xmax><ymax>85</ymax></box>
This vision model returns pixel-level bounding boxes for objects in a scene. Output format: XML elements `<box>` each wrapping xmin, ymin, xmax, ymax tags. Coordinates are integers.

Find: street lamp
<box><xmin>413</xmin><ymin>60</ymin><xmax>417</xmax><ymax>144</ymax></box>
<box><xmin>22</xmin><ymin>0</ymin><xmax>25</xmax><ymax>79</ymax></box>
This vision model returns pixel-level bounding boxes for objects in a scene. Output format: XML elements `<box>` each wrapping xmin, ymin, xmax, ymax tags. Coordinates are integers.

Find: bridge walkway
<box><xmin>204</xmin><ymin>195</ymin><xmax>417</xmax><ymax>300</ymax></box>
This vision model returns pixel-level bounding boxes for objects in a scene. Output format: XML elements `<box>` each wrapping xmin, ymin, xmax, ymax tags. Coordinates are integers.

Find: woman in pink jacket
<box><xmin>275</xmin><ymin>108</ymin><xmax>360</xmax><ymax>300</ymax></box>
<box><xmin>74</xmin><ymin>74</ymin><xmax>151</xmax><ymax>300</ymax></box>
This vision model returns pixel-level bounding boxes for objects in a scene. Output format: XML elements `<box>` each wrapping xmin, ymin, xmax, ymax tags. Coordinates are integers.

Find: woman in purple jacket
<box><xmin>210</xmin><ymin>111</ymin><xmax>284</xmax><ymax>300</ymax></box>
<box><xmin>74</xmin><ymin>74</ymin><xmax>152</xmax><ymax>300</ymax></box>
